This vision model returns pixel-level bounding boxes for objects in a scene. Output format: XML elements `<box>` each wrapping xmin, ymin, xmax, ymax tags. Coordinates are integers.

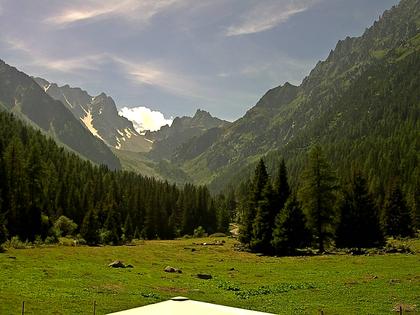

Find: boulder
<box><xmin>108</xmin><ymin>260</ymin><xmax>126</xmax><ymax>268</ymax></box>
<box><xmin>164</xmin><ymin>266</ymin><xmax>182</xmax><ymax>273</ymax></box>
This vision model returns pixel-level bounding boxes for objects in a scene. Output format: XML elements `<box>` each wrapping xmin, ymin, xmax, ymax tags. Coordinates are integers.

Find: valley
<box><xmin>0</xmin><ymin>0</ymin><xmax>419</xmax><ymax>314</ymax></box>
<box><xmin>1</xmin><ymin>237</ymin><xmax>419</xmax><ymax>314</ymax></box>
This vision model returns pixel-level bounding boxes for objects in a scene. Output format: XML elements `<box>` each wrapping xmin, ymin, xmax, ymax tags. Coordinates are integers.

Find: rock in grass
<box><xmin>108</xmin><ymin>260</ymin><xmax>126</xmax><ymax>268</ymax></box>
<box><xmin>196</xmin><ymin>273</ymin><xmax>212</xmax><ymax>280</ymax></box>
<box><xmin>164</xmin><ymin>266</ymin><xmax>182</xmax><ymax>273</ymax></box>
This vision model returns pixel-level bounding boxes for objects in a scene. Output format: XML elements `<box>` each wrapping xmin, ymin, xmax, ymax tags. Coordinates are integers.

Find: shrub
<box><xmin>53</xmin><ymin>216</ymin><xmax>78</xmax><ymax>237</ymax></box>
<box><xmin>193</xmin><ymin>226</ymin><xmax>206</xmax><ymax>238</ymax></box>
<box><xmin>6</xmin><ymin>236</ymin><xmax>31</xmax><ymax>249</ymax></box>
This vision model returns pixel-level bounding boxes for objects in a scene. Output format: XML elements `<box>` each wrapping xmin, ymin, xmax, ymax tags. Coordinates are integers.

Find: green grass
<box><xmin>0</xmin><ymin>238</ymin><xmax>419</xmax><ymax>314</ymax></box>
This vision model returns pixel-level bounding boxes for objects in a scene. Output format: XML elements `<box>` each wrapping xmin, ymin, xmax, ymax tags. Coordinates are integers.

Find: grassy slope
<box><xmin>0</xmin><ymin>238</ymin><xmax>419</xmax><ymax>314</ymax></box>
<box><xmin>112</xmin><ymin>149</ymin><xmax>163</xmax><ymax>180</ymax></box>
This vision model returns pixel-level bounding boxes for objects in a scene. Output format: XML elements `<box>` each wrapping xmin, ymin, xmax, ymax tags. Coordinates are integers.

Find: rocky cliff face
<box><xmin>33</xmin><ymin>78</ymin><xmax>153</xmax><ymax>153</ymax></box>
<box><xmin>0</xmin><ymin>61</ymin><xmax>121</xmax><ymax>169</ymax></box>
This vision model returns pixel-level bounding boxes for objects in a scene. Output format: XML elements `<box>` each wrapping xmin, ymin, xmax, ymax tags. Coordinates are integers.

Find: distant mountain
<box><xmin>0</xmin><ymin>60</ymin><xmax>121</xmax><ymax>170</ymax></box>
<box><xmin>146</xmin><ymin>109</ymin><xmax>230</xmax><ymax>160</ymax></box>
<box><xmin>33</xmin><ymin>77</ymin><xmax>152</xmax><ymax>153</ymax></box>
<box><xmin>178</xmin><ymin>0</ymin><xmax>420</xmax><ymax>194</ymax></box>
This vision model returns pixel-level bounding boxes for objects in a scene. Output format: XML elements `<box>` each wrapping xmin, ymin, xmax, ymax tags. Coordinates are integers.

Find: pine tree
<box><xmin>335</xmin><ymin>171</ymin><xmax>383</xmax><ymax>249</ymax></box>
<box><xmin>80</xmin><ymin>209</ymin><xmax>100</xmax><ymax>245</ymax></box>
<box><xmin>240</xmin><ymin>159</ymin><xmax>268</xmax><ymax>245</ymax></box>
<box><xmin>123</xmin><ymin>213</ymin><xmax>134</xmax><ymax>242</ymax></box>
<box><xmin>216</xmin><ymin>194</ymin><xmax>230</xmax><ymax>233</ymax></box>
<box><xmin>0</xmin><ymin>210</ymin><xmax>8</xmax><ymax>247</ymax></box>
<box><xmin>225</xmin><ymin>187</ymin><xmax>237</xmax><ymax>220</ymax></box>
<box><xmin>382</xmin><ymin>180</ymin><xmax>414</xmax><ymax>238</ymax></box>
<box><xmin>250</xmin><ymin>182</ymin><xmax>275</xmax><ymax>254</ymax></box>
<box><xmin>273</xmin><ymin>158</ymin><xmax>290</xmax><ymax>213</ymax></box>
<box><xmin>299</xmin><ymin>145</ymin><xmax>337</xmax><ymax>252</ymax></box>
<box><xmin>104</xmin><ymin>207</ymin><xmax>121</xmax><ymax>245</ymax></box>
<box><xmin>271</xmin><ymin>195</ymin><xmax>309</xmax><ymax>256</ymax></box>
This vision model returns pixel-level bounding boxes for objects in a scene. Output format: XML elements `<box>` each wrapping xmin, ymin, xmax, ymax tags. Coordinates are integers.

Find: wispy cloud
<box><xmin>112</xmin><ymin>56</ymin><xmax>211</xmax><ymax>100</ymax></box>
<box><xmin>119</xmin><ymin>106</ymin><xmax>172</xmax><ymax>132</ymax></box>
<box><xmin>3</xmin><ymin>36</ymin><xmax>106</xmax><ymax>73</ymax></box>
<box><xmin>45</xmin><ymin>0</ymin><xmax>186</xmax><ymax>26</ymax></box>
<box><xmin>226</xmin><ymin>0</ymin><xmax>319</xmax><ymax>36</ymax></box>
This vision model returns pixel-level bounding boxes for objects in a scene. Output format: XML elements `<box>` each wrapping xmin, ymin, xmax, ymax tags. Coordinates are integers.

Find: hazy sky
<box><xmin>0</xmin><ymin>0</ymin><xmax>399</xmax><ymax>124</ymax></box>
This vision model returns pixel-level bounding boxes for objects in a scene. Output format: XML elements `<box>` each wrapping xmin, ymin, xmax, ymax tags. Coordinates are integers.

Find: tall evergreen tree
<box><xmin>239</xmin><ymin>159</ymin><xmax>268</xmax><ymax>245</ymax></box>
<box><xmin>80</xmin><ymin>209</ymin><xmax>100</xmax><ymax>245</ymax></box>
<box><xmin>216</xmin><ymin>194</ymin><xmax>230</xmax><ymax>233</ymax></box>
<box><xmin>250</xmin><ymin>182</ymin><xmax>275</xmax><ymax>253</ymax></box>
<box><xmin>123</xmin><ymin>213</ymin><xmax>134</xmax><ymax>242</ymax></box>
<box><xmin>225</xmin><ymin>187</ymin><xmax>237</xmax><ymax>220</ymax></box>
<box><xmin>336</xmin><ymin>171</ymin><xmax>384</xmax><ymax>249</ymax></box>
<box><xmin>271</xmin><ymin>194</ymin><xmax>309</xmax><ymax>256</ymax></box>
<box><xmin>104</xmin><ymin>207</ymin><xmax>121</xmax><ymax>245</ymax></box>
<box><xmin>273</xmin><ymin>158</ymin><xmax>290</xmax><ymax>213</ymax></box>
<box><xmin>382</xmin><ymin>180</ymin><xmax>414</xmax><ymax>238</ymax></box>
<box><xmin>299</xmin><ymin>145</ymin><xmax>337</xmax><ymax>252</ymax></box>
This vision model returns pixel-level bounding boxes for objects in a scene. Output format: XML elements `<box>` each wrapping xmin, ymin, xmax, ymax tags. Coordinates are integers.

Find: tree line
<box><xmin>239</xmin><ymin>145</ymin><xmax>417</xmax><ymax>255</ymax></box>
<box><xmin>0</xmin><ymin>112</ymin><xmax>232</xmax><ymax>246</ymax></box>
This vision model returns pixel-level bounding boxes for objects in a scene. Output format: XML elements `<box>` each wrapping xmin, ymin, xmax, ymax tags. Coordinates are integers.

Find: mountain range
<box><xmin>0</xmin><ymin>60</ymin><xmax>120</xmax><ymax>170</ymax></box>
<box><xmin>173</xmin><ymin>0</ymin><xmax>419</xmax><ymax>196</ymax></box>
<box><xmin>0</xmin><ymin>0</ymin><xmax>418</xmax><ymax>203</ymax></box>
<box><xmin>33</xmin><ymin>77</ymin><xmax>152</xmax><ymax>153</ymax></box>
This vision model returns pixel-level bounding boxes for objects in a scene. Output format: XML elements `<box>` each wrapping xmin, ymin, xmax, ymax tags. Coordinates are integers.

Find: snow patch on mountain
<box><xmin>81</xmin><ymin>109</ymin><xmax>105</xmax><ymax>142</ymax></box>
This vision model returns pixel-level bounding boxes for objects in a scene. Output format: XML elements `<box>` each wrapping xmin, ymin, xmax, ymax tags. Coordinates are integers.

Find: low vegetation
<box><xmin>0</xmin><ymin>237</ymin><xmax>418</xmax><ymax>314</ymax></box>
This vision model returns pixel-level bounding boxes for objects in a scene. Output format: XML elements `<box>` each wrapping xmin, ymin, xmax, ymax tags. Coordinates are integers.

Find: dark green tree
<box><xmin>335</xmin><ymin>171</ymin><xmax>384</xmax><ymax>249</ymax></box>
<box><xmin>299</xmin><ymin>145</ymin><xmax>337</xmax><ymax>252</ymax></box>
<box><xmin>271</xmin><ymin>194</ymin><xmax>309</xmax><ymax>256</ymax></box>
<box><xmin>0</xmin><ymin>211</ymin><xmax>8</xmax><ymax>247</ymax></box>
<box><xmin>382</xmin><ymin>180</ymin><xmax>414</xmax><ymax>238</ymax></box>
<box><xmin>225</xmin><ymin>186</ymin><xmax>237</xmax><ymax>220</ymax></box>
<box><xmin>273</xmin><ymin>158</ymin><xmax>290</xmax><ymax>213</ymax></box>
<box><xmin>216</xmin><ymin>194</ymin><xmax>230</xmax><ymax>233</ymax></box>
<box><xmin>123</xmin><ymin>213</ymin><xmax>134</xmax><ymax>242</ymax></box>
<box><xmin>250</xmin><ymin>182</ymin><xmax>275</xmax><ymax>253</ymax></box>
<box><xmin>104</xmin><ymin>207</ymin><xmax>121</xmax><ymax>245</ymax></box>
<box><xmin>240</xmin><ymin>159</ymin><xmax>268</xmax><ymax>245</ymax></box>
<box><xmin>80</xmin><ymin>209</ymin><xmax>100</xmax><ymax>245</ymax></box>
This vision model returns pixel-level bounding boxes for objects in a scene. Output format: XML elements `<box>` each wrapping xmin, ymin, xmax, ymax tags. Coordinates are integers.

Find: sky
<box><xmin>0</xmin><ymin>0</ymin><xmax>399</xmax><ymax>129</ymax></box>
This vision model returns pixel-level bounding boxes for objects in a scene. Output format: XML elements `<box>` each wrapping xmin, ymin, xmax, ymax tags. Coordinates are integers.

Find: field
<box><xmin>0</xmin><ymin>238</ymin><xmax>419</xmax><ymax>314</ymax></box>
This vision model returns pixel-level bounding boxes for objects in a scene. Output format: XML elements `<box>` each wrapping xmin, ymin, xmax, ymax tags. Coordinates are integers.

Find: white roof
<box><xmin>107</xmin><ymin>297</ymin><xmax>275</xmax><ymax>315</ymax></box>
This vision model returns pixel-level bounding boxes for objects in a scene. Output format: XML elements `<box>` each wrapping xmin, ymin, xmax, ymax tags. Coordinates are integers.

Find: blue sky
<box><xmin>0</xmin><ymin>0</ymin><xmax>399</xmax><ymax>126</ymax></box>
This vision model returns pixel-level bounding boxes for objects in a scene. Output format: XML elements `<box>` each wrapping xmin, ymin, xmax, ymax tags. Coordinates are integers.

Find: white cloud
<box><xmin>226</xmin><ymin>0</ymin><xmax>318</xmax><ymax>36</ymax></box>
<box><xmin>45</xmin><ymin>0</ymin><xmax>186</xmax><ymax>26</ymax></box>
<box><xmin>119</xmin><ymin>106</ymin><xmax>172</xmax><ymax>132</ymax></box>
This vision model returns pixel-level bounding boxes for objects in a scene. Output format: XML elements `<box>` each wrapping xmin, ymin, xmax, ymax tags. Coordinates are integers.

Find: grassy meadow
<box><xmin>0</xmin><ymin>238</ymin><xmax>419</xmax><ymax>314</ymax></box>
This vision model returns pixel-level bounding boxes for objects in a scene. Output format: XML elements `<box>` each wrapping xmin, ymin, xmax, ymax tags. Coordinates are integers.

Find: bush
<box><xmin>45</xmin><ymin>235</ymin><xmax>58</xmax><ymax>244</ymax></box>
<box><xmin>53</xmin><ymin>216</ymin><xmax>78</xmax><ymax>237</ymax></box>
<box><xmin>5</xmin><ymin>236</ymin><xmax>31</xmax><ymax>249</ymax></box>
<box><xmin>99</xmin><ymin>228</ymin><xmax>112</xmax><ymax>244</ymax></box>
<box><xmin>193</xmin><ymin>226</ymin><xmax>207</xmax><ymax>238</ymax></box>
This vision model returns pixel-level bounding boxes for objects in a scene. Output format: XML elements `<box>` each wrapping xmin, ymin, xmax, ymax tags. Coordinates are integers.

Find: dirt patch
<box><xmin>91</xmin><ymin>283</ymin><xmax>124</xmax><ymax>294</ymax></box>
<box><xmin>156</xmin><ymin>286</ymin><xmax>188</xmax><ymax>294</ymax></box>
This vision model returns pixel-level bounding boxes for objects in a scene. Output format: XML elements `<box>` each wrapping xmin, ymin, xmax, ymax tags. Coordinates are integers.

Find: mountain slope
<box><xmin>33</xmin><ymin>78</ymin><xmax>152</xmax><ymax>153</ymax></box>
<box><xmin>0</xmin><ymin>60</ymin><xmax>121</xmax><ymax>169</ymax></box>
<box><xmin>146</xmin><ymin>109</ymin><xmax>230</xmax><ymax>160</ymax></box>
<box><xmin>180</xmin><ymin>0</ymin><xmax>420</xmax><ymax>194</ymax></box>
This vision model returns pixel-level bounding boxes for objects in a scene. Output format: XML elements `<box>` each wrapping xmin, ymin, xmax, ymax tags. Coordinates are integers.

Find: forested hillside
<box><xmin>0</xmin><ymin>111</ymin><xmax>230</xmax><ymax>244</ymax></box>
<box><xmin>173</xmin><ymin>0</ymin><xmax>419</xmax><ymax>209</ymax></box>
<box><xmin>0</xmin><ymin>60</ymin><xmax>120</xmax><ymax>170</ymax></box>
